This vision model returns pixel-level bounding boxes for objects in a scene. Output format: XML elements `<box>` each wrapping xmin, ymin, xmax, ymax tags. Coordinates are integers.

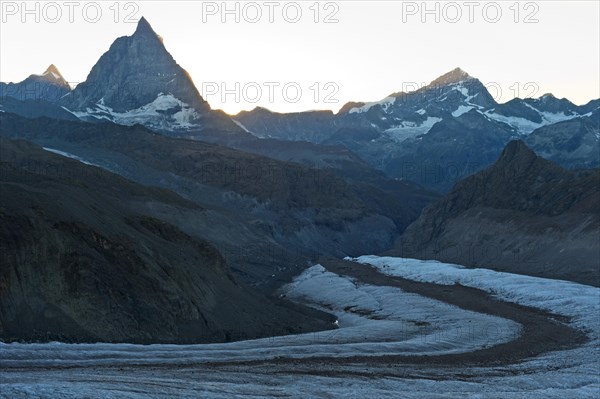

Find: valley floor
<box><xmin>1</xmin><ymin>257</ymin><xmax>598</xmax><ymax>398</ymax></box>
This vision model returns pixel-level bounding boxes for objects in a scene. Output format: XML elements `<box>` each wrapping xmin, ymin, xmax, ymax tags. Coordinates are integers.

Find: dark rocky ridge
<box><xmin>0</xmin><ymin>138</ymin><xmax>335</xmax><ymax>343</ymax></box>
<box><xmin>394</xmin><ymin>140</ymin><xmax>600</xmax><ymax>286</ymax></box>
<box><xmin>0</xmin><ymin>112</ymin><xmax>437</xmax><ymax>290</ymax></box>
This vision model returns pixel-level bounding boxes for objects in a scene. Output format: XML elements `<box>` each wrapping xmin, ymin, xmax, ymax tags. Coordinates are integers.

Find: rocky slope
<box><xmin>0</xmin><ymin>113</ymin><xmax>437</xmax><ymax>289</ymax></box>
<box><xmin>526</xmin><ymin>109</ymin><xmax>600</xmax><ymax>169</ymax></box>
<box><xmin>394</xmin><ymin>140</ymin><xmax>600</xmax><ymax>286</ymax></box>
<box><xmin>0</xmin><ymin>138</ymin><xmax>335</xmax><ymax>343</ymax></box>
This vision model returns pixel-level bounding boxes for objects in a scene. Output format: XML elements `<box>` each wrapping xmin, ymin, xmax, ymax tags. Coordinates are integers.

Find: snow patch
<box><xmin>70</xmin><ymin>94</ymin><xmax>201</xmax><ymax>130</ymax></box>
<box><xmin>485</xmin><ymin>108</ymin><xmax>581</xmax><ymax>135</ymax></box>
<box><xmin>349</xmin><ymin>96</ymin><xmax>396</xmax><ymax>114</ymax></box>
<box><xmin>384</xmin><ymin>116</ymin><xmax>442</xmax><ymax>142</ymax></box>
<box><xmin>452</xmin><ymin>105</ymin><xmax>474</xmax><ymax>117</ymax></box>
<box><xmin>232</xmin><ymin>119</ymin><xmax>251</xmax><ymax>133</ymax></box>
<box><xmin>42</xmin><ymin>148</ymin><xmax>100</xmax><ymax>167</ymax></box>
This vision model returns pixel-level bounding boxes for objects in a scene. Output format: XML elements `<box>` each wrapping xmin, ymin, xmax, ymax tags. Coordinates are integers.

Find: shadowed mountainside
<box><xmin>394</xmin><ymin>140</ymin><xmax>600</xmax><ymax>286</ymax></box>
<box><xmin>0</xmin><ymin>138</ymin><xmax>335</xmax><ymax>343</ymax></box>
<box><xmin>0</xmin><ymin>112</ymin><xmax>438</xmax><ymax>290</ymax></box>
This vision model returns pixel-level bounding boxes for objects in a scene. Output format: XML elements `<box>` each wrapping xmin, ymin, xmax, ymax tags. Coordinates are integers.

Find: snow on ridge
<box><xmin>384</xmin><ymin>116</ymin><xmax>442</xmax><ymax>142</ymax></box>
<box><xmin>484</xmin><ymin>101</ymin><xmax>581</xmax><ymax>135</ymax></box>
<box><xmin>452</xmin><ymin>105</ymin><xmax>474</xmax><ymax>117</ymax></box>
<box><xmin>349</xmin><ymin>96</ymin><xmax>396</xmax><ymax>114</ymax></box>
<box><xmin>42</xmin><ymin>147</ymin><xmax>100</xmax><ymax>167</ymax></box>
<box><xmin>232</xmin><ymin>118</ymin><xmax>252</xmax><ymax>133</ymax></box>
<box><xmin>70</xmin><ymin>93</ymin><xmax>201</xmax><ymax>130</ymax></box>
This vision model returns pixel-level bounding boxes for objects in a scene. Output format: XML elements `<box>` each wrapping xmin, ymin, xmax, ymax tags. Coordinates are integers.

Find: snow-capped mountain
<box><xmin>61</xmin><ymin>17</ymin><xmax>239</xmax><ymax>133</ymax></box>
<box><xmin>338</xmin><ymin>68</ymin><xmax>498</xmax><ymax>142</ymax></box>
<box><xmin>2</xmin><ymin>27</ymin><xmax>597</xmax><ymax>193</ymax></box>
<box><xmin>238</xmin><ymin>68</ymin><xmax>598</xmax><ymax>142</ymax></box>
<box><xmin>337</xmin><ymin>68</ymin><xmax>593</xmax><ymax>139</ymax></box>
<box><xmin>0</xmin><ymin>64</ymin><xmax>71</xmax><ymax>102</ymax></box>
<box><xmin>235</xmin><ymin>68</ymin><xmax>599</xmax><ymax>191</ymax></box>
<box><xmin>484</xmin><ymin>93</ymin><xmax>594</xmax><ymax>135</ymax></box>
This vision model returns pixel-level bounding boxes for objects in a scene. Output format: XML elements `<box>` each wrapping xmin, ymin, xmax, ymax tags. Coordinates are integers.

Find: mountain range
<box><xmin>2</xmin><ymin>19</ymin><xmax>598</xmax><ymax>193</ymax></box>
<box><xmin>236</xmin><ymin>69</ymin><xmax>599</xmax><ymax>191</ymax></box>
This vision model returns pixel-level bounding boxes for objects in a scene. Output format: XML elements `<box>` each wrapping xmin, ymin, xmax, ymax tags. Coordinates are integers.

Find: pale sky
<box><xmin>1</xmin><ymin>1</ymin><xmax>599</xmax><ymax>114</ymax></box>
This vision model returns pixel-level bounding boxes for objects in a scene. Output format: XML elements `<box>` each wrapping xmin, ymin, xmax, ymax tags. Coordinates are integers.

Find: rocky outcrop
<box><xmin>395</xmin><ymin>140</ymin><xmax>600</xmax><ymax>286</ymax></box>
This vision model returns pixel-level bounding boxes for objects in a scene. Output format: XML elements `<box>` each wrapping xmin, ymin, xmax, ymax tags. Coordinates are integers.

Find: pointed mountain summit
<box><xmin>61</xmin><ymin>17</ymin><xmax>238</xmax><ymax>132</ymax></box>
<box><xmin>0</xmin><ymin>64</ymin><xmax>70</xmax><ymax>102</ymax></box>
<box><xmin>38</xmin><ymin>64</ymin><xmax>70</xmax><ymax>88</ymax></box>
<box><xmin>495</xmin><ymin>139</ymin><xmax>538</xmax><ymax>165</ymax></box>
<box><xmin>451</xmin><ymin>140</ymin><xmax>565</xmax><ymax>211</ymax></box>
<box><xmin>64</xmin><ymin>17</ymin><xmax>206</xmax><ymax>113</ymax></box>
<box><xmin>134</xmin><ymin>16</ymin><xmax>154</xmax><ymax>35</ymax></box>
<box><xmin>523</xmin><ymin>93</ymin><xmax>578</xmax><ymax>115</ymax></box>
<box><xmin>44</xmin><ymin>64</ymin><xmax>61</xmax><ymax>77</ymax></box>
<box><xmin>131</xmin><ymin>16</ymin><xmax>165</xmax><ymax>43</ymax></box>
<box><xmin>418</xmin><ymin>67</ymin><xmax>496</xmax><ymax>109</ymax></box>
<box><xmin>489</xmin><ymin>139</ymin><xmax>567</xmax><ymax>184</ymax></box>
<box><xmin>428</xmin><ymin>67</ymin><xmax>473</xmax><ymax>88</ymax></box>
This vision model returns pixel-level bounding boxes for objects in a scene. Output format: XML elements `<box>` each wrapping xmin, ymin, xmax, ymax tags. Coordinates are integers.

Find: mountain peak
<box><xmin>134</xmin><ymin>16</ymin><xmax>159</xmax><ymax>39</ymax></box>
<box><xmin>493</xmin><ymin>139</ymin><xmax>565</xmax><ymax>178</ymax></box>
<box><xmin>37</xmin><ymin>64</ymin><xmax>69</xmax><ymax>88</ymax></box>
<box><xmin>44</xmin><ymin>64</ymin><xmax>61</xmax><ymax>76</ymax></box>
<box><xmin>60</xmin><ymin>15</ymin><xmax>241</xmax><ymax>131</ymax></box>
<box><xmin>429</xmin><ymin>67</ymin><xmax>473</xmax><ymax>87</ymax></box>
<box><xmin>497</xmin><ymin>140</ymin><xmax>537</xmax><ymax>165</ymax></box>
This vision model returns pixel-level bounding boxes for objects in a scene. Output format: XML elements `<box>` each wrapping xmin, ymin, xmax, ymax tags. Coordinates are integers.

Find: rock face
<box><xmin>395</xmin><ymin>140</ymin><xmax>600</xmax><ymax>286</ymax></box>
<box><xmin>0</xmin><ymin>64</ymin><xmax>70</xmax><ymax>102</ymax></box>
<box><xmin>526</xmin><ymin>109</ymin><xmax>600</xmax><ymax>169</ymax></box>
<box><xmin>61</xmin><ymin>17</ymin><xmax>238</xmax><ymax>132</ymax></box>
<box><xmin>0</xmin><ymin>138</ymin><xmax>334</xmax><ymax>343</ymax></box>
